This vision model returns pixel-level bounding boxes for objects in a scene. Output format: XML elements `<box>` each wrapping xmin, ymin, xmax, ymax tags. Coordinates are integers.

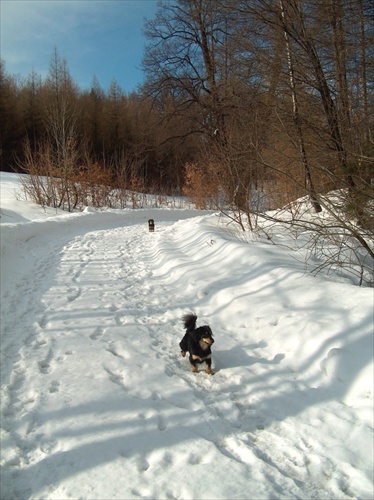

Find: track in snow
<box><xmin>1</xmin><ymin>218</ymin><xmax>371</xmax><ymax>500</ymax></box>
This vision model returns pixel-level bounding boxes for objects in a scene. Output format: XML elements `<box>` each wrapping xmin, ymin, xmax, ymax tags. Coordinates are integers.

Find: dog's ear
<box><xmin>203</xmin><ymin>326</ymin><xmax>213</xmax><ymax>336</ymax></box>
<box><xmin>190</xmin><ymin>330</ymin><xmax>202</xmax><ymax>342</ymax></box>
<box><xmin>190</xmin><ymin>327</ymin><xmax>203</xmax><ymax>342</ymax></box>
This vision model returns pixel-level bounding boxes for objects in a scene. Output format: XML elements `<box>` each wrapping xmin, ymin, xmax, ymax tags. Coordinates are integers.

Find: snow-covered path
<box><xmin>3</xmin><ymin>218</ymin><xmax>234</xmax><ymax>499</ymax></box>
<box><xmin>1</xmin><ymin>173</ymin><xmax>373</xmax><ymax>500</ymax></box>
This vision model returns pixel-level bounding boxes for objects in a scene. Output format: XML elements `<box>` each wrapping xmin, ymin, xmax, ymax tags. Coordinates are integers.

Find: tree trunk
<box><xmin>279</xmin><ymin>0</ymin><xmax>322</xmax><ymax>213</ymax></box>
<box><xmin>292</xmin><ymin>2</ymin><xmax>355</xmax><ymax>189</ymax></box>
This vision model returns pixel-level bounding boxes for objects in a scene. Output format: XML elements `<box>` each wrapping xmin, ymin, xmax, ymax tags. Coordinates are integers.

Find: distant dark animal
<box><xmin>148</xmin><ymin>219</ymin><xmax>155</xmax><ymax>232</ymax></box>
<box><xmin>179</xmin><ymin>313</ymin><xmax>214</xmax><ymax>374</ymax></box>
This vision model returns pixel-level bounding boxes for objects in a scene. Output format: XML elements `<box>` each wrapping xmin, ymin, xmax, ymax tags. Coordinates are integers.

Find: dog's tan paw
<box><xmin>192</xmin><ymin>366</ymin><xmax>198</xmax><ymax>373</ymax></box>
<box><xmin>205</xmin><ymin>367</ymin><xmax>214</xmax><ymax>375</ymax></box>
<box><xmin>181</xmin><ymin>351</ymin><xmax>186</xmax><ymax>357</ymax></box>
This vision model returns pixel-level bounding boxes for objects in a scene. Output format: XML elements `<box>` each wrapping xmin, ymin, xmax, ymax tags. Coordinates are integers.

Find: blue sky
<box><xmin>0</xmin><ymin>0</ymin><xmax>159</xmax><ymax>93</ymax></box>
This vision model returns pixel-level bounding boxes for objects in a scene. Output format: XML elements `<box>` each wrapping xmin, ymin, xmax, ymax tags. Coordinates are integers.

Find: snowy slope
<box><xmin>1</xmin><ymin>172</ymin><xmax>373</xmax><ymax>500</ymax></box>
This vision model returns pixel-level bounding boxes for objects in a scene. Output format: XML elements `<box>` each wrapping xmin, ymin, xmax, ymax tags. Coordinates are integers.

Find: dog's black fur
<box><xmin>148</xmin><ymin>219</ymin><xmax>155</xmax><ymax>232</ymax></box>
<box><xmin>179</xmin><ymin>313</ymin><xmax>214</xmax><ymax>374</ymax></box>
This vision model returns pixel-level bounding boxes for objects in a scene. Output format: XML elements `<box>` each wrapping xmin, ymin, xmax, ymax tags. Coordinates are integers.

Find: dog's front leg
<box><xmin>189</xmin><ymin>355</ymin><xmax>198</xmax><ymax>373</ymax></box>
<box><xmin>179</xmin><ymin>335</ymin><xmax>189</xmax><ymax>357</ymax></box>
<box><xmin>205</xmin><ymin>359</ymin><xmax>213</xmax><ymax>375</ymax></box>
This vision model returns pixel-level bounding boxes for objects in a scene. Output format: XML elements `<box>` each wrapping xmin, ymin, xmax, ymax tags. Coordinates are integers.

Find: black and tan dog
<box><xmin>179</xmin><ymin>313</ymin><xmax>214</xmax><ymax>374</ymax></box>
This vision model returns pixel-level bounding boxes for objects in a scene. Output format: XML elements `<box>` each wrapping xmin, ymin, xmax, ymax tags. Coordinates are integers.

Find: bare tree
<box><xmin>279</xmin><ymin>0</ymin><xmax>322</xmax><ymax>213</ymax></box>
<box><xmin>43</xmin><ymin>48</ymin><xmax>80</xmax><ymax>210</ymax></box>
<box><xmin>143</xmin><ymin>0</ymin><xmax>236</xmax><ymax>139</ymax></box>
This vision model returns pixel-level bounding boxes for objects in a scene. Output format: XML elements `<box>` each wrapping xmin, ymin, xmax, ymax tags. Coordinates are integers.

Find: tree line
<box><xmin>0</xmin><ymin>52</ymin><xmax>186</xmax><ymax>196</ymax></box>
<box><xmin>0</xmin><ymin>0</ymin><xmax>372</xmax><ymax>219</ymax></box>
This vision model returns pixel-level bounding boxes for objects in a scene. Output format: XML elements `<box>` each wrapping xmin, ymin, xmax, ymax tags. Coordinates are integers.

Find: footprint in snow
<box><xmin>49</xmin><ymin>381</ymin><xmax>60</xmax><ymax>393</ymax></box>
<box><xmin>104</xmin><ymin>366</ymin><xmax>129</xmax><ymax>391</ymax></box>
<box><xmin>106</xmin><ymin>345</ymin><xmax>126</xmax><ymax>360</ymax></box>
<box><xmin>67</xmin><ymin>287</ymin><xmax>81</xmax><ymax>302</ymax></box>
<box><xmin>137</xmin><ymin>456</ymin><xmax>150</xmax><ymax>472</ymax></box>
<box><xmin>152</xmin><ymin>390</ymin><xmax>161</xmax><ymax>401</ymax></box>
<box><xmin>37</xmin><ymin>315</ymin><xmax>49</xmax><ymax>329</ymax></box>
<box><xmin>38</xmin><ymin>360</ymin><xmax>50</xmax><ymax>374</ymax></box>
<box><xmin>157</xmin><ymin>415</ymin><xmax>167</xmax><ymax>431</ymax></box>
<box><xmin>90</xmin><ymin>326</ymin><xmax>104</xmax><ymax>340</ymax></box>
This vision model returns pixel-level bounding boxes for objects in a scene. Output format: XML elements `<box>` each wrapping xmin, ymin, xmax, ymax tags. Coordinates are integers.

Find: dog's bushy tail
<box><xmin>182</xmin><ymin>313</ymin><xmax>197</xmax><ymax>332</ymax></box>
